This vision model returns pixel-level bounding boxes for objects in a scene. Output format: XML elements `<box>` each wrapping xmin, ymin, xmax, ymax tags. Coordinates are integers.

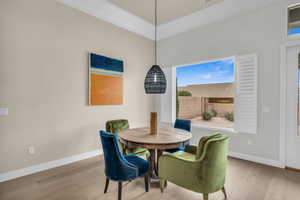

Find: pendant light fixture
<box><xmin>144</xmin><ymin>0</ymin><xmax>167</xmax><ymax>94</ymax></box>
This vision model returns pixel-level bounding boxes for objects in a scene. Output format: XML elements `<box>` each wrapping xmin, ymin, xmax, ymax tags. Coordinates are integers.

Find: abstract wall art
<box><xmin>89</xmin><ymin>53</ymin><xmax>124</xmax><ymax>105</ymax></box>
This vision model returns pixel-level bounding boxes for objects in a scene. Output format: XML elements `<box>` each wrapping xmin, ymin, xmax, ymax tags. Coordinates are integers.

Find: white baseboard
<box><xmin>229</xmin><ymin>151</ymin><xmax>285</xmax><ymax>168</ymax></box>
<box><xmin>0</xmin><ymin>150</ymin><xmax>102</xmax><ymax>183</ymax></box>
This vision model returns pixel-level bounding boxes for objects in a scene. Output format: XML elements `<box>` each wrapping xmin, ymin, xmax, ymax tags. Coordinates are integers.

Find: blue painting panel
<box><xmin>90</xmin><ymin>53</ymin><xmax>124</xmax><ymax>73</ymax></box>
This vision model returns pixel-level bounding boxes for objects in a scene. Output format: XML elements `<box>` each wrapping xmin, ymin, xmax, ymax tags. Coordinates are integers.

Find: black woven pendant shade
<box><xmin>145</xmin><ymin>65</ymin><xmax>167</xmax><ymax>94</ymax></box>
<box><xmin>144</xmin><ymin>0</ymin><xmax>167</xmax><ymax>94</ymax></box>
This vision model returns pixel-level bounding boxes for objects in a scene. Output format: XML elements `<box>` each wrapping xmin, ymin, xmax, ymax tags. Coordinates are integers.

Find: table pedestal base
<box><xmin>148</xmin><ymin>149</ymin><xmax>163</xmax><ymax>188</ymax></box>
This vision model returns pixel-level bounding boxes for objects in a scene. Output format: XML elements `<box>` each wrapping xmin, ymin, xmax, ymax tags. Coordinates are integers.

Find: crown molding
<box><xmin>56</xmin><ymin>0</ymin><xmax>155</xmax><ymax>40</ymax></box>
<box><xmin>56</xmin><ymin>0</ymin><xmax>278</xmax><ymax>41</ymax></box>
<box><xmin>157</xmin><ymin>0</ymin><xmax>277</xmax><ymax>40</ymax></box>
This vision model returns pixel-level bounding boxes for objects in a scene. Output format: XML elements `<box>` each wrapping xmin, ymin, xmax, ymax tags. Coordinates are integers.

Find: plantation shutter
<box><xmin>235</xmin><ymin>54</ymin><xmax>258</xmax><ymax>134</ymax></box>
<box><xmin>159</xmin><ymin>67</ymin><xmax>176</xmax><ymax>124</ymax></box>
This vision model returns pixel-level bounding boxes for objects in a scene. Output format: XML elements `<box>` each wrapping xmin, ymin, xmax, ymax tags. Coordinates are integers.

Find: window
<box><xmin>176</xmin><ymin>58</ymin><xmax>235</xmax><ymax>129</ymax></box>
<box><xmin>288</xmin><ymin>4</ymin><xmax>300</xmax><ymax>35</ymax></box>
<box><xmin>160</xmin><ymin>54</ymin><xmax>257</xmax><ymax>134</ymax></box>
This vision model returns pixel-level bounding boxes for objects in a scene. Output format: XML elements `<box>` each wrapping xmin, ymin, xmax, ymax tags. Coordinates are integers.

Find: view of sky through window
<box><xmin>176</xmin><ymin>58</ymin><xmax>235</xmax><ymax>87</ymax></box>
<box><xmin>288</xmin><ymin>27</ymin><xmax>300</xmax><ymax>35</ymax></box>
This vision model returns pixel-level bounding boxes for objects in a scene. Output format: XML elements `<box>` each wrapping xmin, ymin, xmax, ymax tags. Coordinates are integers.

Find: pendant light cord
<box><xmin>155</xmin><ymin>0</ymin><xmax>157</xmax><ymax>65</ymax></box>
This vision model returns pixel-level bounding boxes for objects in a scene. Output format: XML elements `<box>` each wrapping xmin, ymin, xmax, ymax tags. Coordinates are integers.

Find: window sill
<box><xmin>191</xmin><ymin>124</ymin><xmax>238</xmax><ymax>134</ymax></box>
<box><xmin>160</xmin><ymin>121</ymin><xmax>238</xmax><ymax>134</ymax></box>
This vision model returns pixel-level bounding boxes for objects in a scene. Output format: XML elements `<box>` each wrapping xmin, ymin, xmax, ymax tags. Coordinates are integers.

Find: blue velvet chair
<box><xmin>165</xmin><ymin>119</ymin><xmax>191</xmax><ymax>153</ymax></box>
<box><xmin>99</xmin><ymin>130</ymin><xmax>150</xmax><ymax>200</ymax></box>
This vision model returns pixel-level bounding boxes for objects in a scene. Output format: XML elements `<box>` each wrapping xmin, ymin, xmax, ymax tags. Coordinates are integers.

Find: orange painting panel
<box><xmin>90</xmin><ymin>74</ymin><xmax>123</xmax><ymax>105</ymax></box>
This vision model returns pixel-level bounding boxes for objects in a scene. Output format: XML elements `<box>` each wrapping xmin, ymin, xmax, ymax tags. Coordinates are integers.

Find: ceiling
<box><xmin>109</xmin><ymin>0</ymin><xmax>224</xmax><ymax>25</ymax></box>
<box><xmin>57</xmin><ymin>0</ymin><xmax>277</xmax><ymax>40</ymax></box>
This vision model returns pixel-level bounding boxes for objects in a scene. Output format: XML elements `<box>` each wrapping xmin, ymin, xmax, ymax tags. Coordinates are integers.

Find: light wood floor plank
<box><xmin>1</xmin><ymin>156</ymin><xmax>300</xmax><ymax>200</ymax></box>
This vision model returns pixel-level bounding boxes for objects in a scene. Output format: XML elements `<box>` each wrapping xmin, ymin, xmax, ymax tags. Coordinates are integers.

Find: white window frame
<box><xmin>160</xmin><ymin>54</ymin><xmax>258</xmax><ymax>135</ymax></box>
<box><xmin>172</xmin><ymin>56</ymin><xmax>237</xmax><ymax>133</ymax></box>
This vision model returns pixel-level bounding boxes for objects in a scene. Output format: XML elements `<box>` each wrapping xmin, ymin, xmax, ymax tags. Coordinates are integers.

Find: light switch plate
<box><xmin>0</xmin><ymin>108</ymin><xmax>8</xmax><ymax>116</ymax></box>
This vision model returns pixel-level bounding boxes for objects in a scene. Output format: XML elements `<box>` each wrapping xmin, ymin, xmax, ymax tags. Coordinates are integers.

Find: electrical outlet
<box><xmin>28</xmin><ymin>146</ymin><xmax>35</xmax><ymax>155</ymax></box>
<box><xmin>247</xmin><ymin>140</ymin><xmax>252</xmax><ymax>145</ymax></box>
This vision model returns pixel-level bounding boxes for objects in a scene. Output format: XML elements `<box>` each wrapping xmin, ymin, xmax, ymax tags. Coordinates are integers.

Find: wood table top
<box><xmin>118</xmin><ymin>127</ymin><xmax>192</xmax><ymax>145</ymax></box>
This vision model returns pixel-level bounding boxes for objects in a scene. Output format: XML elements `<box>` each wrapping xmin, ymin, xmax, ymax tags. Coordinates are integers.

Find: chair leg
<box><xmin>122</xmin><ymin>144</ymin><xmax>127</xmax><ymax>155</ymax></box>
<box><xmin>203</xmin><ymin>193</ymin><xmax>209</xmax><ymax>200</ymax></box>
<box><xmin>160</xmin><ymin>179</ymin><xmax>166</xmax><ymax>193</ymax></box>
<box><xmin>222</xmin><ymin>187</ymin><xmax>227</xmax><ymax>199</ymax></box>
<box><xmin>144</xmin><ymin>174</ymin><xmax>149</xmax><ymax>192</ymax></box>
<box><xmin>118</xmin><ymin>182</ymin><xmax>122</xmax><ymax>200</ymax></box>
<box><xmin>104</xmin><ymin>177</ymin><xmax>109</xmax><ymax>193</ymax></box>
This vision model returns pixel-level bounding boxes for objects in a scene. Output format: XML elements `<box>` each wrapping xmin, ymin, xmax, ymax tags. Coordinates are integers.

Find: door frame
<box><xmin>280</xmin><ymin>39</ymin><xmax>300</xmax><ymax>168</ymax></box>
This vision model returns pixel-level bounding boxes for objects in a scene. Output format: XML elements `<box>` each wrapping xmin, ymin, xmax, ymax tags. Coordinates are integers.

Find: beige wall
<box><xmin>178</xmin><ymin>97</ymin><xmax>202</xmax><ymax>119</ymax></box>
<box><xmin>179</xmin><ymin>83</ymin><xmax>234</xmax><ymax>98</ymax></box>
<box><xmin>207</xmin><ymin>103</ymin><xmax>234</xmax><ymax>117</ymax></box>
<box><xmin>178</xmin><ymin>96</ymin><xmax>234</xmax><ymax>119</ymax></box>
<box><xmin>0</xmin><ymin>0</ymin><xmax>154</xmax><ymax>173</ymax></box>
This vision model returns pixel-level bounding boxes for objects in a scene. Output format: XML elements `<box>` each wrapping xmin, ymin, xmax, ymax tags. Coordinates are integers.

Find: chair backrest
<box><xmin>106</xmin><ymin>119</ymin><xmax>129</xmax><ymax>134</ymax></box>
<box><xmin>197</xmin><ymin>135</ymin><xmax>229</xmax><ymax>192</ymax></box>
<box><xmin>100</xmin><ymin>131</ymin><xmax>123</xmax><ymax>179</ymax></box>
<box><xmin>99</xmin><ymin>130</ymin><xmax>137</xmax><ymax>181</ymax></box>
<box><xmin>196</xmin><ymin>133</ymin><xmax>222</xmax><ymax>159</ymax></box>
<box><xmin>174</xmin><ymin>119</ymin><xmax>191</xmax><ymax>132</ymax></box>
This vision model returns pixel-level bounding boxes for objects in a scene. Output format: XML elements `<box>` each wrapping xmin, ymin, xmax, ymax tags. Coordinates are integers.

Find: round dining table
<box><xmin>118</xmin><ymin>127</ymin><xmax>192</xmax><ymax>186</ymax></box>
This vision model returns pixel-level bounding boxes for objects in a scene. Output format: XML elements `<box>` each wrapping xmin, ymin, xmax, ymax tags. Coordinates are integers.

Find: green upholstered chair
<box><xmin>158</xmin><ymin>133</ymin><xmax>229</xmax><ymax>200</ymax></box>
<box><xmin>106</xmin><ymin>119</ymin><xmax>150</xmax><ymax>158</ymax></box>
